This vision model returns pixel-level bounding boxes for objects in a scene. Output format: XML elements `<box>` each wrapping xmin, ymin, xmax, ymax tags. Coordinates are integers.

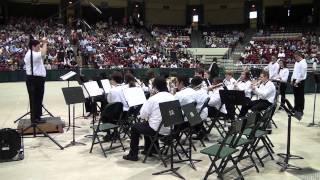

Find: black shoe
<box><xmin>123</xmin><ymin>154</ymin><xmax>138</xmax><ymax>161</ymax></box>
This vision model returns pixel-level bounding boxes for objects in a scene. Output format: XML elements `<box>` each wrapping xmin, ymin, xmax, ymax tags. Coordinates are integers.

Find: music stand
<box><xmin>60</xmin><ymin>71</ymin><xmax>77</xmax><ymax>130</ymax></box>
<box><xmin>220</xmin><ymin>90</ymin><xmax>248</xmax><ymax>121</ymax></box>
<box><xmin>174</xmin><ymin>103</ymin><xmax>202</xmax><ymax>170</ymax></box>
<box><xmin>277</xmin><ymin>99</ymin><xmax>303</xmax><ymax>171</ymax></box>
<box><xmin>153</xmin><ymin>100</ymin><xmax>185</xmax><ymax>179</ymax></box>
<box><xmin>308</xmin><ymin>73</ymin><xmax>320</xmax><ymax>127</ymax></box>
<box><xmin>62</xmin><ymin>87</ymin><xmax>86</xmax><ymax>148</ymax></box>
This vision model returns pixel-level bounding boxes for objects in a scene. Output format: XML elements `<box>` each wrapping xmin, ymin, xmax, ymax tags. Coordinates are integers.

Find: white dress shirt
<box><xmin>193</xmin><ymin>89</ymin><xmax>209</xmax><ymax>120</ymax></box>
<box><xmin>277</xmin><ymin>68</ymin><xmax>289</xmax><ymax>82</ymax></box>
<box><xmin>107</xmin><ymin>84</ymin><xmax>129</xmax><ymax>111</ymax></box>
<box><xmin>265</xmin><ymin>62</ymin><xmax>280</xmax><ymax>80</ymax></box>
<box><xmin>174</xmin><ymin>87</ymin><xmax>196</xmax><ymax>106</ymax></box>
<box><xmin>208</xmin><ymin>87</ymin><xmax>227</xmax><ymax>114</ymax></box>
<box><xmin>24</xmin><ymin>50</ymin><xmax>46</xmax><ymax>77</ymax></box>
<box><xmin>139</xmin><ymin>92</ymin><xmax>175</xmax><ymax>135</ymax></box>
<box><xmin>291</xmin><ymin>59</ymin><xmax>307</xmax><ymax>83</ymax></box>
<box><xmin>235</xmin><ymin>80</ymin><xmax>252</xmax><ymax>98</ymax></box>
<box><xmin>223</xmin><ymin>78</ymin><xmax>236</xmax><ymax>90</ymax></box>
<box><xmin>253</xmin><ymin>80</ymin><xmax>276</xmax><ymax>104</ymax></box>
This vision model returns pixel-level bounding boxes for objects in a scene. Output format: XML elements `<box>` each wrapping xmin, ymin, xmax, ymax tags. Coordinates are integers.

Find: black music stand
<box><xmin>153</xmin><ymin>100</ymin><xmax>185</xmax><ymax>179</ymax></box>
<box><xmin>220</xmin><ymin>90</ymin><xmax>248</xmax><ymax>121</ymax></box>
<box><xmin>175</xmin><ymin>103</ymin><xmax>202</xmax><ymax>170</ymax></box>
<box><xmin>62</xmin><ymin>87</ymin><xmax>86</xmax><ymax>148</ymax></box>
<box><xmin>60</xmin><ymin>71</ymin><xmax>78</xmax><ymax>130</ymax></box>
<box><xmin>277</xmin><ymin>99</ymin><xmax>303</xmax><ymax>171</ymax></box>
<box><xmin>308</xmin><ymin>73</ymin><xmax>320</xmax><ymax>127</ymax></box>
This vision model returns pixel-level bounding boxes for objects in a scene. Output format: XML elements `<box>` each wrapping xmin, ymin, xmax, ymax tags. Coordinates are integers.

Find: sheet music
<box><xmin>83</xmin><ymin>81</ymin><xmax>103</xmax><ymax>97</ymax></box>
<box><xmin>60</xmin><ymin>71</ymin><xmax>77</xmax><ymax>81</ymax></box>
<box><xmin>101</xmin><ymin>79</ymin><xmax>112</xmax><ymax>93</ymax></box>
<box><xmin>123</xmin><ymin>87</ymin><xmax>146</xmax><ymax>107</ymax></box>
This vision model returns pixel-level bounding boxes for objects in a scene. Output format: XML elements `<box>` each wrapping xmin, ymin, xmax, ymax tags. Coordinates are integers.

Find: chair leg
<box><xmin>96</xmin><ymin>135</ymin><xmax>107</xmax><ymax>157</ymax></box>
<box><xmin>230</xmin><ymin>157</ymin><xmax>243</xmax><ymax>180</ymax></box>
<box><xmin>89</xmin><ymin>131</ymin><xmax>97</xmax><ymax>153</ymax></box>
<box><xmin>204</xmin><ymin>158</ymin><xmax>216</xmax><ymax>180</ymax></box>
<box><xmin>265</xmin><ymin>135</ymin><xmax>274</xmax><ymax>147</ymax></box>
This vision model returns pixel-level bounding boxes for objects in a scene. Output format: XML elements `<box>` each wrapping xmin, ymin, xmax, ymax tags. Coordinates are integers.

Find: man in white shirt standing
<box><xmin>276</xmin><ymin>60</ymin><xmax>289</xmax><ymax>106</ymax></box>
<box><xmin>24</xmin><ymin>37</ymin><xmax>47</xmax><ymax>123</ymax></box>
<box><xmin>239</xmin><ymin>71</ymin><xmax>276</xmax><ymax>117</ymax></box>
<box><xmin>264</xmin><ymin>56</ymin><xmax>280</xmax><ymax>80</ymax></box>
<box><xmin>291</xmin><ymin>51</ymin><xmax>308</xmax><ymax>115</ymax></box>
<box><xmin>123</xmin><ymin>77</ymin><xmax>175</xmax><ymax>161</ymax></box>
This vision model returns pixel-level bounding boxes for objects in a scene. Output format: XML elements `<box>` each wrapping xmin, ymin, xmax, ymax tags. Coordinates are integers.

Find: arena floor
<box><xmin>0</xmin><ymin>81</ymin><xmax>320</xmax><ymax>180</ymax></box>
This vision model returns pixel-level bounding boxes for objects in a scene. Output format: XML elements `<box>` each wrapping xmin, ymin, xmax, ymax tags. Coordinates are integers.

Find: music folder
<box><xmin>60</xmin><ymin>71</ymin><xmax>77</xmax><ymax>81</ymax></box>
<box><xmin>123</xmin><ymin>87</ymin><xmax>147</xmax><ymax>107</ymax></box>
<box><xmin>83</xmin><ymin>81</ymin><xmax>104</xmax><ymax>97</ymax></box>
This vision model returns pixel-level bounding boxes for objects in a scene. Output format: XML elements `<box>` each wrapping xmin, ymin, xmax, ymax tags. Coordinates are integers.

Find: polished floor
<box><xmin>0</xmin><ymin>81</ymin><xmax>320</xmax><ymax>180</ymax></box>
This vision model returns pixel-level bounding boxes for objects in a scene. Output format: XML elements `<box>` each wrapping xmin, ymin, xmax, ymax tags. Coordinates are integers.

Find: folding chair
<box><xmin>201</xmin><ymin>119</ymin><xmax>247</xmax><ymax>180</ymax></box>
<box><xmin>89</xmin><ymin>102</ymin><xmax>125</xmax><ymax>157</ymax></box>
<box><xmin>243</xmin><ymin>105</ymin><xmax>275</xmax><ymax>167</ymax></box>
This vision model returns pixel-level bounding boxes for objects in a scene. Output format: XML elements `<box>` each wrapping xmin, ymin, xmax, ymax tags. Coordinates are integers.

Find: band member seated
<box><xmin>239</xmin><ymin>70</ymin><xmax>276</xmax><ymax>117</ymax></box>
<box><xmin>207</xmin><ymin>78</ymin><xmax>227</xmax><ymax>117</ymax></box>
<box><xmin>224</xmin><ymin>70</ymin><xmax>252</xmax><ymax>120</ymax></box>
<box><xmin>174</xmin><ymin>75</ymin><xmax>196</xmax><ymax>106</ymax></box>
<box><xmin>275</xmin><ymin>60</ymin><xmax>289</xmax><ymax>107</ymax></box>
<box><xmin>142</xmin><ymin>70</ymin><xmax>155</xmax><ymax>98</ymax></box>
<box><xmin>191</xmin><ymin>76</ymin><xmax>209</xmax><ymax>120</ymax></box>
<box><xmin>223</xmin><ymin>70</ymin><xmax>236</xmax><ymax>90</ymax></box>
<box><xmin>202</xmin><ymin>70</ymin><xmax>212</xmax><ymax>88</ymax></box>
<box><xmin>123</xmin><ymin>77</ymin><xmax>175</xmax><ymax>161</ymax></box>
<box><xmin>107</xmin><ymin>71</ymin><xmax>129</xmax><ymax>112</ymax></box>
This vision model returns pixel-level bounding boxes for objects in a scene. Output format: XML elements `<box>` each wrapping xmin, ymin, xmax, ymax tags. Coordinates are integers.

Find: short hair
<box><xmin>177</xmin><ymin>74</ymin><xmax>190</xmax><ymax>87</ymax></box>
<box><xmin>191</xmin><ymin>76</ymin><xmax>203</xmax><ymax>87</ymax></box>
<box><xmin>212</xmin><ymin>57</ymin><xmax>217</xmax><ymax>63</ymax></box>
<box><xmin>225</xmin><ymin>70</ymin><xmax>233</xmax><ymax>76</ymax></box>
<box><xmin>279</xmin><ymin>60</ymin><xmax>287</xmax><ymax>68</ymax></box>
<box><xmin>243</xmin><ymin>70</ymin><xmax>251</xmax><ymax>80</ymax></box>
<box><xmin>294</xmin><ymin>51</ymin><xmax>304</xmax><ymax>58</ymax></box>
<box><xmin>260</xmin><ymin>70</ymin><xmax>269</xmax><ymax>78</ymax></box>
<box><xmin>124</xmin><ymin>73</ymin><xmax>136</xmax><ymax>85</ymax></box>
<box><xmin>152</xmin><ymin>77</ymin><xmax>168</xmax><ymax>92</ymax></box>
<box><xmin>111</xmin><ymin>71</ymin><xmax>123</xmax><ymax>84</ymax></box>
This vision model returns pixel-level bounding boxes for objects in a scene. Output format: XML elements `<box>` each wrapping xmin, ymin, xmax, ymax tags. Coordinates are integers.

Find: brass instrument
<box><xmin>207</xmin><ymin>83</ymin><xmax>224</xmax><ymax>91</ymax></box>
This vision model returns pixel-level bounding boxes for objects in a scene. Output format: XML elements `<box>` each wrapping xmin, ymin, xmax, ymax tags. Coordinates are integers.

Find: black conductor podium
<box><xmin>62</xmin><ymin>87</ymin><xmax>86</xmax><ymax>148</ymax></box>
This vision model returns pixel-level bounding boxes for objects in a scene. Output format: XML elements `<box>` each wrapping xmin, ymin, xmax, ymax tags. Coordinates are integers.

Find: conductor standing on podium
<box><xmin>24</xmin><ymin>37</ymin><xmax>48</xmax><ymax>123</ymax></box>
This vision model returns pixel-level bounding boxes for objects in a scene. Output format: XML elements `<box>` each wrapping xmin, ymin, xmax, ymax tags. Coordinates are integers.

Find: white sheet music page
<box><xmin>123</xmin><ymin>87</ymin><xmax>146</xmax><ymax>107</ymax></box>
<box><xmin>81</xmin><ymin>85</ymin><xmax>89</xmax><ymax>98</ymax></box>
<box><xmin>83</xmin><ymin>81</ymin><xmax>103</xmax><ymax>97</ymax></box>
<box><xmin>101</xmin><ymin>79</ymin><xmax>112</xmax><ymax>93</ymax></box>
<box><xmin>60</xmin><ymin>71</ymin><xmax>77</xmax><ymax>81</ymax></box>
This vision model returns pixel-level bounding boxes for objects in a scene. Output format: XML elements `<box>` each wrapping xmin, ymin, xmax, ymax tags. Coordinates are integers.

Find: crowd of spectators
<box><xmin>240</xmin><ymin>32</ymin><xmax>320</xmax><ymax>64</ymax></box>
<box><xmin>0</xmin><ymin>18</ymin><xmax>201</xmax><ymax>71</ymax></box>
<box><xmin>203</xmin><ymin>31</ymin><xmax>244</xmax><ymax>48</ymax></box>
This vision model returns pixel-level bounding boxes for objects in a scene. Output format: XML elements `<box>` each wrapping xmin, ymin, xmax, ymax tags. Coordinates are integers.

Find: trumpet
<box><xmin>207</xmin><ymin>83</ymin><xmax>224</xmax><ymax>91</ymax></box>
<box><xmin>251</xmin><ymin>80</ymin><xmax>262</xmax><ymax>87</ymax></box>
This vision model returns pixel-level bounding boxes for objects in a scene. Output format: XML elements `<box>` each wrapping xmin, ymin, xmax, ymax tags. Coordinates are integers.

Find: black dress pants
<box><xmin>293</xmin><ymin>80</ymin><xmax>305</xmax><ymax>113</ymax></box>
<box><xmin>129</xmin><ymin>121</ymin><xmax>159</xmax><ymax>156</ymax></box>
<box><xmin>26</xmin><ymin>75</ymin><xmax>45</xmax><ymax>121</ymax></box>
<box><xmin>239</xmin><ymin>99</ymin><xmax>272</xmax><ymax>117</ymax></box>
<box><xmin>280</xmin><ymin>82</ymin><xmax>287</xmax><ymax>105</ymax></box>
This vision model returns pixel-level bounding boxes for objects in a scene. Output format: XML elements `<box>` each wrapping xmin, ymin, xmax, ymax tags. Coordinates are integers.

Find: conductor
<box><xmin>24</xmin><ymin>37</ymin><xmax>48</xmax><ymax>123</ymax></box>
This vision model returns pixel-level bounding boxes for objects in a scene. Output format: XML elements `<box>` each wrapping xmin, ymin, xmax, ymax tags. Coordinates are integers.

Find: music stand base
<box><xmin>277</xmin><ymin>153</ymin><xmax>304</xmax><ymax>160</ymax></box>
<box><xmin>64</xmin><ymin>141</ymin><xmax>86</xmax><ymax>148</ymax></box>
<box><xmin>276</xmin><ymin>161</ymin><xmax>302</xmax><ymax>171</ymax></box>
<box><xmin>174</xmin><ymin>159</ymin><xmax>202</xmax><ymax>170</ymax></box>
<box><xmin>307</xmin><ymin>123</ymin><xmax>320</xmax><ymax>127</ymax></box>
<box><xmin>66</xmin><ymin>125</ymin><xmax>81</xmax><ymax>132</ymax></box>
<box><xmin>152</xmin><ymin>167</ymin><xmax>185</xmax><ymax>179</ymax></box>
